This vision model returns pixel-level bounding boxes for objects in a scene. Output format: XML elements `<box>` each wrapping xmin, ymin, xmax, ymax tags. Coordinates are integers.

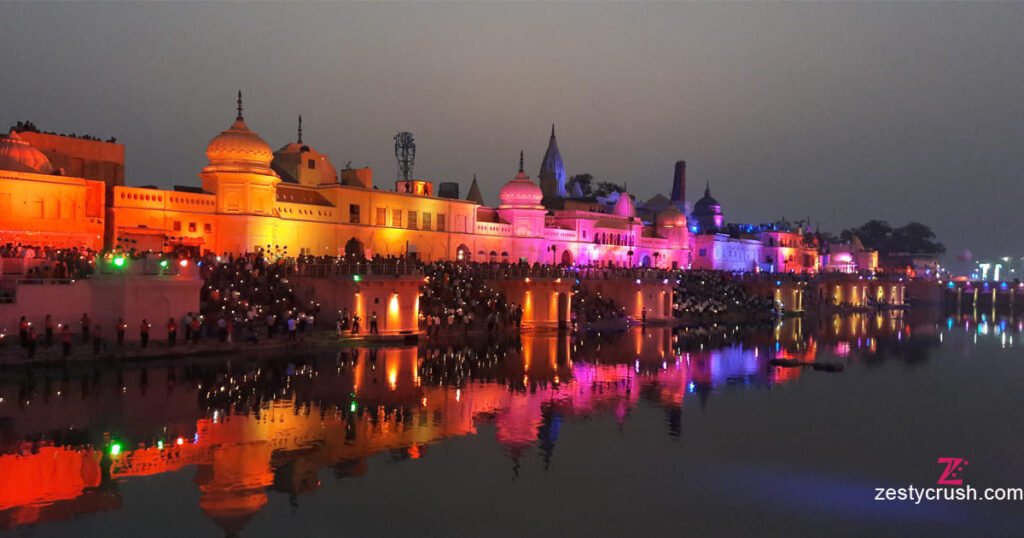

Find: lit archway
<box><xmin>560</xmin><ymin>250</ymin><xmax>573</xmax><ymax>266</ymax></box>
<box><xmin>456</xmin><ymin>244</ymin><xmax>471</xmax><ymax>262</ymax></box>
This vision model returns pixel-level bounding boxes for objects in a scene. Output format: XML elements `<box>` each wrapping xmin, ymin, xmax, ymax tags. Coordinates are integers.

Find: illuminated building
<box><xmin>1</xmin><ymin>93</ymin><xmax>880</xmax><ymax>273</ymax></box>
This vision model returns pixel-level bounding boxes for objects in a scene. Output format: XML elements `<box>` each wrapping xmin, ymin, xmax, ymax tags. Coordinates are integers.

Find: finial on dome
<box><xmin>297</xmin><ymin>115</ymin><xmax>303</xmax><ymax>144</ymax></box>
<box><xmin>236</xmin><ymin>90</ymin><xmax>244</xmax><ymax>121</ymax></box>
<box><xmin>551</xmin><ymin>124</ymin><xmax>555</xmax><ymax>138</ymax></box>
<box><xmin>704</xmin><ymin>179</ymin><xmax>711</xmax><ymax>196</ymax></box>
<box><xmin>519</xmin><ymin>150</ymin><xmax>524</xmax><ymax>173</ymax></box>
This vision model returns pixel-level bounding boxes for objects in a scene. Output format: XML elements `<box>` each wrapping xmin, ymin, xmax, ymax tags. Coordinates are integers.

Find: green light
<box><xmin>157</xmin><ymin>440</ymin><xmax>164</xmax><ymax>450</ymax></box>
<box><xmin>353</xmin><ymin>275</ymin><xmax>361</xmax><ymax>282</ymax></box>
<box><xmin>112</xmin><ymin>257</ymin><xmax>126</xmax><ymax>268</ymax></box>
<box><xmin>159</xmin><ymin>260</ymin><xmax>169</xmax><ymax>268</ymax></box>
<box><xmin>110</xmin><ymin>443</ymin><xmax>122</xmax><ymax>456</ymax></box>
<box><xmin>349</xmin><ymin>401</ymin><xmax>357</xmax><ymax>412</ymax></box>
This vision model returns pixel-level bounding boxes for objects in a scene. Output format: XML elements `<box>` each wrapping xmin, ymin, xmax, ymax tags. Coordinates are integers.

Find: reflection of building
<box><xmin>0</xmin><ymin>318</ymin><xmax>945</xmax><ymax>531</ymax></box>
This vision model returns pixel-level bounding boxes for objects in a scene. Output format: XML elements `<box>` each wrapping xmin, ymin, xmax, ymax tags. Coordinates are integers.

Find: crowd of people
<box><xmin>0</xmin><ymin>243</ymin><xmax>99</xmax><ymax>280</ymax></box>
<box><xmin>419</xmin><ymin>261</ymin><xmax>523</xmax><ymax>338</ymax></box>
<box><xmin>1</xmin><ymin>243</ymin><xmax>786</xmax><ymax>362</ymax></box>
<box><xmin>672</xmin><ymin>271</ymin><xmax>776</xmax><ymax>317</ymax></box>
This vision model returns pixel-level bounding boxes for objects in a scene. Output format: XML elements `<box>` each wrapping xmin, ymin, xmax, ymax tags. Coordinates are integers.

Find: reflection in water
<box><xmin>0</xmin><ymin>309</ymin><xmax>1016</xmax><ymax>533</ymax></box>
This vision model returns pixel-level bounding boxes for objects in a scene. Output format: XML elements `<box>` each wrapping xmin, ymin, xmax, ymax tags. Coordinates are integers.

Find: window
<box><xmin>392</xmin><ymin>209</ymin><xmax>402</xmax><ymax>228</ymax></box>
<box><xmin>188</xmin><ymin>222</ymin><xmax>197</xmax><ymax>232</ymax></box>
<box><xmin>582</xmin><ymin>230</ymin><xmax>587</xmax><ymax>239</ymax></box>
<box><xmin>204</xmin><ymin>223</ymin><xmax>212</xmax><ymax>233</ymax></box>
<box><xmin>436</xmin><ymin>213</ymin><xmax>446</xmax><ymax>232</ymax></box>
<box><xmin>349</xmin><ymin>204</ymin><xmax>361</xmax><ymax>224</ymax></box>
<box><xmin>376</xmin><ymin>207</ymin><xmax>387</xmax><ymax>226</ymax></box>
<box><xmin>407</xmin><ymin>210</ymin><xmax>417</xmax><ymax>229</ymax></box>
<box><xmin>173</xmin><ymin>221</ymin><xmax>182</xmax><ymax>232</ymax></box>
<box><xmin>422</xmin><ymin>212</ymin><xmax>431</xmax><ymax>231</ymax></box>
<box><xmin>307</xmin><ymin>159</ymin><xmax>316</xmax><ymax>170</ymax></box>
<box><xmin>699</xmin><ymin>248</ymin><xmax>707</xmax><ymax>257</ymax></box>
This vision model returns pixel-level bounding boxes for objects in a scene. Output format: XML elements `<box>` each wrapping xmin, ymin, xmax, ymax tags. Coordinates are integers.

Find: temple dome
<box><xmin>206</xmin><ymin>118</ymin><xmax>274</xmax><ymax>170</ymax></box>
<box><xmin>691</xmin><ymin>181</ymin><xmax>724</xmax><ymax>229</ymax></box>
<box><xmin>499</xmin><ymin>152</ymin><xmax>544</xmax><ymax>208</ymax></box>
<box><xmin>0</xmin><ymin>130</ymin><xmax>55</xmax><ymax>175</ymax></box>
<box><xmin>612</xmin><ymin>192</ymin><xmax>636</xmax><ymax>218</ymax></box>
<box><xmin>656</xmin><ymin>206</ymin><xmax>685</xmax><ymax>228</ymax></box>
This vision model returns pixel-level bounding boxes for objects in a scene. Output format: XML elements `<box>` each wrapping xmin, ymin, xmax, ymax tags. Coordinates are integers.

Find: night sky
<box><xmin>2</xmin><ymin>2</ymin><xmax>1022</xmax><ymax>266</ymax></box>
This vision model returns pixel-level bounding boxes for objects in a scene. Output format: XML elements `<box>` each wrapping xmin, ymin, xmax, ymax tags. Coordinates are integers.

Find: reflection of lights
<box><xmin>110</xmin><ymin>443</ymin><xmax>122</xmax><ymax>456</ymax></box>
<box><xmin>687</xmin><ymin>381</ymin><xmax>696</xmax><ymax>393</ymax></box>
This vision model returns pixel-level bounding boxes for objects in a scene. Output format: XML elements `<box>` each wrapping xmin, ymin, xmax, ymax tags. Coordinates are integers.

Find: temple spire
<box><xmin>236</xmin><ymin>90</ymin><xmax>244</xmax><ymax>121</ymax></box>
<box><xmin>539</xmin><ymin>124</ymin><xmax>567</xmax><ymax>198</ymax></box>
<box><xmin>519</xmin><ymin>150</ymin><xmax>524</xmax><ymax>173</ymax></box>
<box><xmin>704</xmin><ymin>179</ymin><xmax>711</xmax><ymax>197</ymax></box>
<box><xmin>297</xmin><ymin>115</ymin><xmax>303</xmax><ymax>144</ymax></box>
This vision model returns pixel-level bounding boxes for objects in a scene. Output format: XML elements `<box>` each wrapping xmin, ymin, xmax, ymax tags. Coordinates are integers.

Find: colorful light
<box><xmin>179</xmin><ymin>259</ymin><xmax>189</xmax><ymax>267</ymax></box>
<box><xmin>110</xmin><ymin>443</ymin><xmax>122</xmax><ymax>456</ymax></box>
<box><xmin>112</xmin><ymin>257</ymin><xmax>126</xmax><ymax>267</ymax></box>
<box><xmin>159</xmin><ymin>260</ymin><xmax>169</xmax><ymax>268</ymax></box>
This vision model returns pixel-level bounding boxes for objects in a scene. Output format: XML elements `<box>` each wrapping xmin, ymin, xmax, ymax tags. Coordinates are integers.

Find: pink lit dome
<box><xmin>499</xmin><ymin>152</ymin><xmax>544</xmax><ymax>208</ymax></box>
<box><xmin>0</xmin><ymin>130</ymin><xmax>55</xmax><ymax>175</ymax></box>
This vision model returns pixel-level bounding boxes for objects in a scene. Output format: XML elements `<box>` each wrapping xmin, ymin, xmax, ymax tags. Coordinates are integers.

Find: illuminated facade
<box><xmin>1</xmin><ymin>96</ymin><xmax>878</xmax><ymax>273</ymax></box>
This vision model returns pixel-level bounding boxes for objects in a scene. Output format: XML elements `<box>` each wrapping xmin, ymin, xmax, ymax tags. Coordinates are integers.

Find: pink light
<box><xmin>179</xmin><ymin>259</ymin><xmax>188</xmax><ymax>267</ymax></box>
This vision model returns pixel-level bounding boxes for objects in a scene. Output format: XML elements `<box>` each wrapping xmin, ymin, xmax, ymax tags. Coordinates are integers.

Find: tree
<box><xmin>568</xmin><ymin>173</ymin><xmax>594</xmax><ymax>196</ymax></box>
<box><xmin>594</xmin><ymin>181</ymin><xmax>626</xmax><ymax>197</ymax></box>
<box><xmin>840</xmin><ymin>220</ymin><xmax>944</xmax><ymax>255</ymax></box>
<box><xmin>890</xmin><ymin>222</ymin><xmax>945</xmax><ymax>254</ymax></box>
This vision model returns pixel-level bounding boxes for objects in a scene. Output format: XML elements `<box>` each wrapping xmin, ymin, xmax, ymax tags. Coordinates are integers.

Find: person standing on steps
<box><xmin>80</xmin><ymin>313</ymin><xmax>91</xmax><ymax>343</ymax></box>
<box><xmin>44</xmin><ymin>315</ymin><xmax>54</xmax><ymax>347</ymax></box>
<box><xmin>26</xmin><ymin>327</ymin><xmax>37</xmax><ymax>360</ymax></box>
<box><xmin>167</xmin><ymin>318</ymin><xmax>177</xmax><ymax>347</ymax></box>
<box><xmin>287</xmin><ymin>315</ymin><xmax>297</xmax><ymax>341</ymax></box>
<box><xmin>92</xmin><ymin>325</ymin><xmax>103</xmax><ymax>356</ymax></box>
<box><xmin>116</xmin><ymin>318</ymin><xmax>127</xmax><ymax>346</ymax></box>
<box><xmin>60</xmin><ymin>324</ymin><xmax>72</xmax><ymax>359</ymax></box>
<box><xmin>140</xmin><ymin>319</ymin><xmax>151</xmax><ymax>349</ymax></box>
<box><xmin>18</xmin><ymin>316</ymin><xmax>29</xmax><ymax>347</ymax></box>
<box><xmin>369</xmin><ymin>311</ymin><xmax>378</xmax><ymax>335</ymax></box>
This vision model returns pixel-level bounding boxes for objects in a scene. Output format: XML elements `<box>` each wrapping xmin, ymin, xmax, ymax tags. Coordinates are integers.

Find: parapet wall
<box><xmin>1</xmin><ymin>276</ymin><xmax>201</xmax><ymax>341</ymax></box>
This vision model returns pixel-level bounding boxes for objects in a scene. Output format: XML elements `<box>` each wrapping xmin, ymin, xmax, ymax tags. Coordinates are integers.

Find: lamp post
<box><xmin>550</xmin><ymin>245</ymin><xmax>558</xmax><ymax>266</ymax></box>
<box><xmin>653</xmin><ymin>252</ymin><xmax>661</xmax><ymax>268</ymax></box>
<box><xmin>627</xmin><ymin>250</ymin><xmax>634</xmax><ymax>268</ymax></box>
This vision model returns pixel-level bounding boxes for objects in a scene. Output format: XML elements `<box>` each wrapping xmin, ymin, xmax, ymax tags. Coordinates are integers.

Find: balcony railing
<box><xmin>293</xmin><ymin>262</ymin><xmax>424</xmax><ymax>279</ymax></box>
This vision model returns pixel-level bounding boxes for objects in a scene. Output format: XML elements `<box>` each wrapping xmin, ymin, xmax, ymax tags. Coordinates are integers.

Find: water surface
<box><xmin>1</xmin><ymin>310</ymin><xmax>1022</xmax><ymax>537</ymax></box>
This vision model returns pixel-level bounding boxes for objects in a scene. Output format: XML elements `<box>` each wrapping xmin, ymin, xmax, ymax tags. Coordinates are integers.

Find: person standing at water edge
<box><xmin>26</xmin><ymin>327</ymin><xmax>37</xmax><ymax>360</ymax></box>
<box><xmin>18</xmin><ymin>316</ymin><xmax>29</xmax><ymax>347</ymax></box>
<box><xmin>44</xmin><ymin>315</ymin><xmax>54</xmax><ymax>347</ymax></box>
<box><xmin>370</xmin><ymin>311</ymin><xmax>378</xmax><ymax>334</ymax></box>
<box><xmin>167</xmin><ymin>318</ymin><xmax>177</xmax><ymax>347</ymax></box>
<box><xmin>140</xmin><ymin>319</ymin><xmax>151</xmax><ymax>349</ymax></box>
<box><xmin>80</xmin><ymin>313</ymin><xmax>90</xmax><ymax>342</ymax></box>
<box><xmin>91</xmin><ymin>325</ymin><xmax>103</xmax><ymax>356</ymax></box>
<box><xmin>287</xmin><ymin>315</ymin><xmax>297</xmax><ymax>341</ymax></box>
<box><xmin>116</xmin><ymin>318</ymin><xmax>126</xmax><ymax>346</ymax></box>
<box><xmin>60</xmin><ymin>324</ymin><xmax>72</xmax><ymax>358</ymax></box>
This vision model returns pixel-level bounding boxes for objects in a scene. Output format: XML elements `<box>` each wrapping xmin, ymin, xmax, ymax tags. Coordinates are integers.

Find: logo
<box><xmin>937</xmin><ymin>457</ymin><xmax>969</xmax><ymax>486</ymax></box>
